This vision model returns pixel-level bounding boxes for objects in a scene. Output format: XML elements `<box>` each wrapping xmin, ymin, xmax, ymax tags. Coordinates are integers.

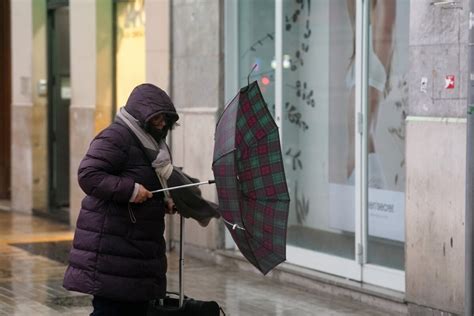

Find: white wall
<box><xmin>69</xmin><ymin>0</ymin><xmax>97</xmax><ymax>226</ymax></box>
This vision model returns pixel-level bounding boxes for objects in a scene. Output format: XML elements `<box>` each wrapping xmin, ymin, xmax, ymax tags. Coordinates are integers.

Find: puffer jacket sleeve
<box><xmin>78</xmin><ymin>127</ymin><xmax>135</xmax><ymax>203</ymax></box>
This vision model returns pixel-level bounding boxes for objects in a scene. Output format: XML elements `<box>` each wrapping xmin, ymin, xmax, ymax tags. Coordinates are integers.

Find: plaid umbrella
<box><xmin>212</xmin><ymin>81</ymin><xmax>290</xmax><ymax>275</ymax></box>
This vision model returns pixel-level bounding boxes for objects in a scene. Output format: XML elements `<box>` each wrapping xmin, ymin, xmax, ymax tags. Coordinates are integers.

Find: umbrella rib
<box><xmin>212</xmin><ymin>148</ymin><xmax>237</xmax><ymax>165</ymax></box>
<box><xmin>222</xmin><ymin>218</ymin><xmax>245</xmax><ymax>230</ymax></box>
<box><xmin>241</xmin><ymin>125</ymin><xmax>279</xmax><ymax>149</ymax></box>
<box><xmin>216</xmin><ymin>93</ymin><xmax>240</xmax><ymax>127</ymax></box>
<box><xmin>240</xmin><ymin>192</ymin><xmax>290</xmax><ymax>203</ymax></box>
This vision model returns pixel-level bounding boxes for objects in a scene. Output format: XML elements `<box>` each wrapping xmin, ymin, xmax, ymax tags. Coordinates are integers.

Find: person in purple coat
<box><xmin>63</xmin><ymin>83</ymin><xmax>180</xmax><ymax>316</ymax></box>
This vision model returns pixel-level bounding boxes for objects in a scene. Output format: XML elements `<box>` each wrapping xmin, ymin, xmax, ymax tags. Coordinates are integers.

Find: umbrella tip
<box><xmin>247</xmin><ymin>64</ymin><xmax>258</xmax><ymax>86</ymax></box>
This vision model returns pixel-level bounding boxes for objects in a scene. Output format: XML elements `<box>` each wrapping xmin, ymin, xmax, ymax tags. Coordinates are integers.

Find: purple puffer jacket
<box><xmin>63</xmin><ymin>84</ymin><xmax>179</xmax><ymax>302</ymax></box>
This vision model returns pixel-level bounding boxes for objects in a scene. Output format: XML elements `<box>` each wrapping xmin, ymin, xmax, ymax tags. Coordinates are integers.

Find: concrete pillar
<box><xmin>406</xmin><ymin>1</ymin><xmax>467</xmax><ymax>313</ymax></box>
<box><xmin>10</xmin><ymin>0</ymin><xmax>33</xmax><ymax>214</ymax></box>
<box><xmin>405</xmin><ymin>117</ymin><xmax>465</xmax><ymax>315</ymax></box>
<box><xmin>69</xmin><ymin>0</ymin><xmax>97</xmax><ymax>226</ymax></box>
<box><xmin>170</xmin><ymin>0</ymin><xmax>224</xmax><ymax>249</ymax></box>
<box><xmin>145</xmin><ymin>0</ymin><xmax>174</xmax><ymax>247</ymax></box>
<box><xmin>95</xmin><ymin>1</ymin><xmax>113</xmax><ymax>133</ymax></box>
<box><xmin>145</xmin><ymin>0</ymin><xmax>171</xmax><ymax>92</ymax></box>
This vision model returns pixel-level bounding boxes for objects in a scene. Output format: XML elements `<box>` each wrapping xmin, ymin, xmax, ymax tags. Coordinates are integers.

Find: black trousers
<box><xmin>90</xmin><ymin>296</ymin><xmax>149</xmax><ymax>316</ymax></box>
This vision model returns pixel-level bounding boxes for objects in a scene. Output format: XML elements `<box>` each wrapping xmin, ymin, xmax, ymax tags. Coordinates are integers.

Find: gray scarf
<box><xmin>116</xmin><ymin>107</ymin><xmax>173</xmax><ymax>199</ymax></box>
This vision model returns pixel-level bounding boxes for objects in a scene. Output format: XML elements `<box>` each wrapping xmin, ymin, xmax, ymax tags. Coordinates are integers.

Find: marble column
<box><xmin>10</xmin><ymin>0</ymin><xmax>33</xmax><ymax>214</ymax></box>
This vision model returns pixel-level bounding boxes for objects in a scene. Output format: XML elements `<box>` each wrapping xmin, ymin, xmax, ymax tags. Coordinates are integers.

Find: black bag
<box><xmin>147</xmin><ymin>292</ymin><xmax>223</xmax><ymax>316</ymax></box>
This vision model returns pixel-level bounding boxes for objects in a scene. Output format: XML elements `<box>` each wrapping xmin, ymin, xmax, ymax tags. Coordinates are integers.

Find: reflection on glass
<box><xmin>115</xmin><ymin>0</ymin><xmax>146</xmax><ymax>111</ymax></box>
<box><xmin>366</xmin><ymin>0</ymin><xmax>408</xmax><ymax>270</ymax></box>
<box><xmin>283</xmin><ymin>0</ymin><xmax>355</xmax><ymax>260</ymax></box>
<box><xmin>60</xmin><ymin>76</ymin><xmax>71</xmax><ymax>100</ymax></box>
<box><xmin>238</xmin><ymin>0</ymin><xmax>275</xmax><ymax>115</ymax></box>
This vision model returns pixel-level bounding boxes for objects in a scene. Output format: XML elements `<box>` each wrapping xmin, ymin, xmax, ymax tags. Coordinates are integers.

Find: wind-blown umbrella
<box><xmin>212</xmin><ymin>81</ymin><xmax>290</xmax><ymax>275</ymax></box>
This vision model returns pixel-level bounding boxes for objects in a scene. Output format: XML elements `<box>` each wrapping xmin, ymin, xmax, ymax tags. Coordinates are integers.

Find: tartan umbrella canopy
<box><xmin>212</xmin><ymin>81</ymin><xmax>290</xmax><ymax>275</ymax></box>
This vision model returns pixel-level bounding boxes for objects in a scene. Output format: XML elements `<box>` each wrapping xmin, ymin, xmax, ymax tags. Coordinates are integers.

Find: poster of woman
<box><xmin>328</xmin><ymin>0</ymin><xmax>409</xmax><ymax>242</ymax></box>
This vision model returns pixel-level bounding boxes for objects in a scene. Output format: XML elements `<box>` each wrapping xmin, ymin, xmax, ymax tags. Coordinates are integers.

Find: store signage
<box><xmin>445</xmin><ymin>75</ymin><xmax>455</xmax><ymax>89</ymax></box>
<box><xmin>329</xmin><ymin>184</ymin><xmax>405</xmax><ymax>242</ymax></box>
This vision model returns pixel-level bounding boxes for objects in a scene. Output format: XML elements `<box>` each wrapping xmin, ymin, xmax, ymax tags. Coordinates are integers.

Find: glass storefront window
<box><xmin>232</xmin><ymin>0</ymin><xmax>409</xmax><ymax>286</ymax></box>
<box><xmin>282</xmin><ymin>0</ymin><xmax>355</xmax><ymax>260</ymax></box>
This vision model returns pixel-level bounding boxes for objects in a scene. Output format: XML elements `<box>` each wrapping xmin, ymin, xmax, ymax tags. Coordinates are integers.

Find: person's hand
<box><xmin>133</xmin><ymin>184</ymin><xmax>153</xmax><ymax>203</ymax></box>
<box><xmin>165</xmin><ymin>198</ymin><xmax>177</xmax><ymax>214</ymax></box>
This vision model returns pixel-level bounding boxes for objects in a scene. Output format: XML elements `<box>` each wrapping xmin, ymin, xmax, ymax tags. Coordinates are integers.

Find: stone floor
<box><xmin>0</xmin><ymin>210</ymin><xmax>400</xmax><ymax>315</ymax></box>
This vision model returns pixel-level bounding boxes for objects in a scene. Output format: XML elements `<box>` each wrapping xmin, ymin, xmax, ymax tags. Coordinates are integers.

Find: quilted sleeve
<box><xmin>77</xmin><ymin>127</ymin><xmax>135</xmax><ymax>203</ymax></box>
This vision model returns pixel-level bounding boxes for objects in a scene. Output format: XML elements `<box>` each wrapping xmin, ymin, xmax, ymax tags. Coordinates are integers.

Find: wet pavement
<box><xmin>0</xmin><ymin>210</ymin><xmax>399</xmax><ymax>315</ymax></box>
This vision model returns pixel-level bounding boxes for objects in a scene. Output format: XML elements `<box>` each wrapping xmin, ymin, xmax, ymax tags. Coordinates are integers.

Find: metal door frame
<box><xmin>0</xmin><ymin>0</ymin><xmax>11</xmax><ymax>200</ymax></box>
<box><xmin>357</xmin><ymin>0</ymin><xmax>405</xmax><ymax>292</ymax></box>
<box><xmin>46</xmin><ymin>0</ymin><xmax>70</xmax><ymax>222</ymax></box>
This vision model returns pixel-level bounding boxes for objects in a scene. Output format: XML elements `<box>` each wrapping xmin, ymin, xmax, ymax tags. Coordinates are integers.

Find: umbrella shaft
<box><xmin>150</xmin><ymin>180</ymin><xmax>215</xmax><ymax>194</ymax></box>
<box><xmin>179</xmin><ymin>215</ymin><xmax>184</xmax><ymax>307</ymax></box>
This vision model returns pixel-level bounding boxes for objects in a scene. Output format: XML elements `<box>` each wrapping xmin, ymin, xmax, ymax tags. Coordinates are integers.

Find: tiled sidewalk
<box><xmin>0</xmin><ymin>210</ymin><xmax>398</xmax><ymax>315</ymax></box>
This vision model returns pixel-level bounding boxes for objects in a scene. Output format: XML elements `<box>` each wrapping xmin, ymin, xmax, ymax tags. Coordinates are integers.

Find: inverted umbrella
<box><xmin>212</xmin><ymin>81</ymin><xmax>290</xmax><ymax>275</ymax></box>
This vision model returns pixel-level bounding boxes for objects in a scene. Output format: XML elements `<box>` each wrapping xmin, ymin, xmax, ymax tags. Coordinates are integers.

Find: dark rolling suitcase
<box><xmin>147</xmin><ymin>216</ymin><xmax>224</xmax><ymax>316</ymax></box>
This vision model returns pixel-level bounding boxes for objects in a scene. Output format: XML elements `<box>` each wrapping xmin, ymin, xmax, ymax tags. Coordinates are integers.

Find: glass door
<box><xmin>362</xmin><ymin>0</ymin><xmax>408</xmax><ymax>292</ymax></box>
<box><xmin>278</xmin><ymin>0</ymin><xmax>360</xmax><ymax>281</ymax></box>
